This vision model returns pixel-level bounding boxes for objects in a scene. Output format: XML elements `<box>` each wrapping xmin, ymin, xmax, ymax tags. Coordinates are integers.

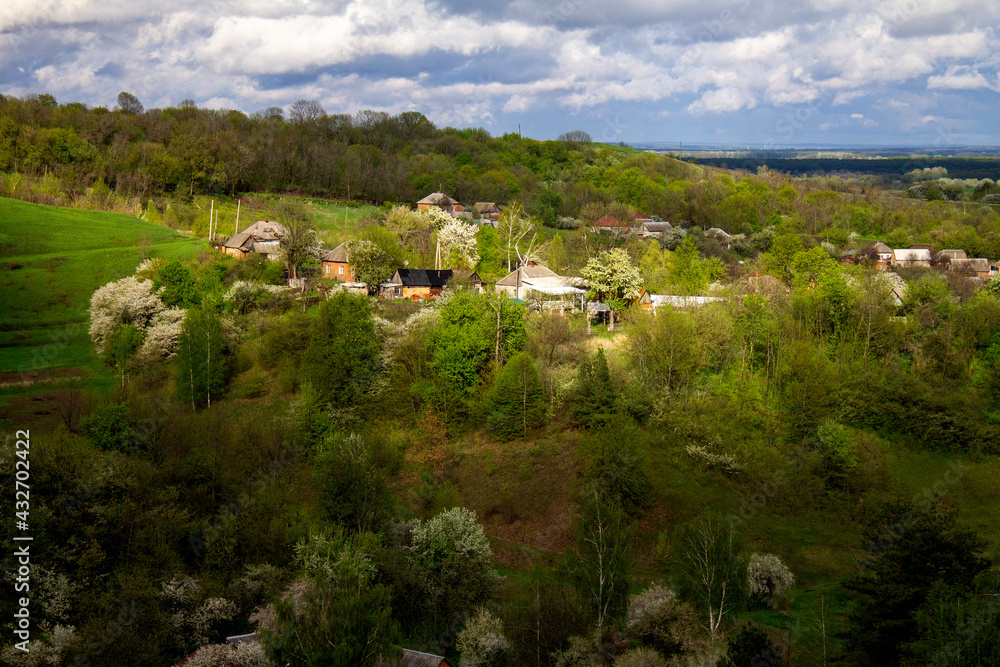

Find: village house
<box><xmin>381</xmin><ymin>268</ymin><xmax>482</xmax><ymax>300</ymax></box>
<box><xmin>637</xmin><ymin>221</ymin><xmax>673</xmax><ymax>238</ymax></box>
<box><xmin>495</xmin><ymin>264</ymin><xmax>586</xmax><ymax>306</ymax></box>
<box><xmin>872</xmin><ymin>241</ymin><xmax>893</xmax><ymax>262</ymax></box>
<box><xmin>417</xmin><ymin>192</ymin><xmax>463</xmax><ymax>213</ymax></box>
<box><xmin>221</xmin><ymin>220</ymin><xmax>287</xmax><ymax>260</ymax></box>
<box><xmin>320</xmin><ymin>242</ymin><xmax>357</xmax><ymax>281</ymax></box>
<box><xmin>891</xmin><ymin>248</ymin><xmax>932</xmax><ymax>268</ymax></box>
<box><xmin>947</xmin><ymin>258</ymin><xmax>991</xmax><ymax>278</ymax></box>
<box><xmin>591</xmin><ymin>214</ymin><xmax>635</xmax><ymax>235</ymax></box>
<box><xmin>931</xmin><ymin>248</ymin><xmax>968</xmax><ymax>267</ymax></box>
<box><xmin>473</xmin><ymin>202</ymin><xmax>501</xmax><ymax>222</ymax></box>
<box><xmin>704</xmin><ymin>227</ymin><xmax>733</xmax><ymax>245</ymax></box>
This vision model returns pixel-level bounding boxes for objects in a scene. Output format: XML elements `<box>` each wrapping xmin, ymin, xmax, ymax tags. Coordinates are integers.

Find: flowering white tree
<box><xmin>747</xmin><ymin>552</ymin><xmax>794</xmax><ymax>609</ymax></box>
<box><xmin>223</xmin><ymin>281</ymin><xmax>290</xmax><ymax>314</ymax></box>
<box><xmin>136</xmin><ymin>308</ymin><xmax>186</xmax><ymax>362</ymax></box>
<box><xmin>89</xmin><ymin>276</ymin><xmax>165</xmax><ymax>354</ymax></box>
<box><xmin>438</xmin><ymin>220</ymin><xmax>480</xmax><ymax>269</ymax></box>
<box><xmin>410</xmin><ymin>507</ymin><xmax>496</xmax><ymax>617</ymax></box>
<box><xmin>580</xmin><ymin>248</ymin><xmax>643</xmax><ymax>330</ymax></box>
<box><xmin>456</xmin><ymin>607</ymin><xmax>511</xmax><ymax>667</ymax></box>
<box><xmin>419</xmin><ymin>206</ymin><xmax>454</xmax><ymax>231</ymax></box>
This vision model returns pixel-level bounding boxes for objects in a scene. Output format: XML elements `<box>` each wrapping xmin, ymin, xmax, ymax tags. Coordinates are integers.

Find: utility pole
<box><xmin>235</xmin><ymin>200</ymin><xmax>240</xmax><ymax>235</ymax></box>
<box><xmin>209</xmin><ymin>199</ymin><xmax>214</xmax><ymax>240</ymax></box>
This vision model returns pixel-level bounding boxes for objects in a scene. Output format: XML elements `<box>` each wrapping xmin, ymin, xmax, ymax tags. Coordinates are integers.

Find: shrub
<box><xmin>626</xmin><ymin>586</ymin><xmax>699</xmax><ymax>660</ymax></box>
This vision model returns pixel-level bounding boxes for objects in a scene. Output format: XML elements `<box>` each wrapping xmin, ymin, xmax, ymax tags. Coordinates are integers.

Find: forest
<box><xmin>1</xmin><ymin>91</ymin><xmax>1000</xmax><ymax>667</ymax></box>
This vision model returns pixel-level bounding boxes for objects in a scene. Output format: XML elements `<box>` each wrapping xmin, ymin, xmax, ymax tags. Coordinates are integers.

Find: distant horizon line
<box><xmin>624</xmin><ymin>142</ymin><xmax>1000</xmax><ymax>151</ymax></box>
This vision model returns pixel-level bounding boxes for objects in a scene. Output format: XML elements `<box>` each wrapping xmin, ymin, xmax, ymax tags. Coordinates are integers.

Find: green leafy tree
<box><xmin>903</xmin><ymin>579</ymin><xmax>1000</xmax><ymax>666</ymax></box>
<box><xmin>115</xmin><ymin>91</ymin><xmax>144</xmax><ymax>115</ymax></box>
<box><xmin>580</xmin><ymin>248</ymin><xmax>643</xmax><ymax>329</ymax></box>
<box><xmin>80</xmin><ymin>402</ymin><xmax>136</xmax><ymax>453</ymax></box>
<box><xmin>346</xmin><ymin>237</ymin><xmax>404</xmax><ymax>292</ymax></box>
<box><xmin>719</xmin><ymin>623</ymin><xmax>781</xmax><ymax>667</ymax></box>
<box><xmin>103</xmin><ymin>324</ymin><xmax>144</xmax><ymax>387</ymax></box>
<box><xmin>156</xmin><ymin>259</ymin><xmax>200</xmax><ymax>308</ymax></box>
<box><xmin>302</xmin><ymin>292</ymin><xmax>380</xmax><ymax>407</ymax></box>
<box><xmin>841</xmin><ymin>503</ymin><xmax>990</xmax><ymax>667</ymax></box>
<box><xmin>314</xmin><ymin>432</ymin><xmax>401</xmax><ymax>533</ymax></box>
<box><xmin>426</xmin><ymin>292</ymin><xmax>526</xmax><ymax>415</ymax></box>
<box><xmin>571</xmin><ymin>349</ymin><xmax>617</xmax><ymax>429</ymax></box>
<box><xmin>485</xmin><ymin>351</ymin><xmax>547</xmax><ymax>440</ymax></box>
<box><xmin>174</xmin><ymin>308</ymin><xmax>228</xmax><ymax>409</ymax></box>
<box><xmin>761</xmin><ymin>234</ymin><xmax>805</xmax><ymax>281</ymax></box>
<box><xmin>261</xmin><ymin>532</ymin><xmax>401</xmax><ymax>667</ymax></box>
<box><xmin>583</xmin><ymin>416</ymin><xmax>654</xmax><ymax>516</ymax></box>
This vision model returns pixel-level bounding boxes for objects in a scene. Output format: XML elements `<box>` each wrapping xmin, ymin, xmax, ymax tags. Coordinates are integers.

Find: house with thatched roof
<box><xmin>417</xmin><ymin>192</ymin><xmax>463</xmax><ymax>213</ymax></box>
<box><xmin>947</xmin><ymin>258</ymin><xmax>991</xmax><ymax>278</ymax></box>
<box><xmin>474</xmin><ymin>202</ymin><xmax>501</xmax><ymax>222</ymax></box>
<box><xmin>931</xmin><ymin>249</ymin><xmax>969</xmax><ymax>269</ymax></box>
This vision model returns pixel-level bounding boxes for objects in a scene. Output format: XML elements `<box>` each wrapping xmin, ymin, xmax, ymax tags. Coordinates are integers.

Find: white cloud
<box><xmin>927</xmin><ymin>66</ymin><xmax>991</xmax><ymax>90</ymax></box>
<box><xmin>689</xmin><ymin>87</ymin><xmax>757</xmax><ymax>112</ymax></box>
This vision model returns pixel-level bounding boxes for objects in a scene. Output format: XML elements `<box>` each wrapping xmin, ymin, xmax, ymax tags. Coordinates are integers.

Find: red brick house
<box><xmin>320</xmin><ymin>243</ymin><xmax>357</xmax><ymax>282</ymax></box>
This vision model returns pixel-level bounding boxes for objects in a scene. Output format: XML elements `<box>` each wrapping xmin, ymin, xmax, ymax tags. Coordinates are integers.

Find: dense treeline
<box><xmin>4</xmin><ymin>91</ymin><xmax>1000</xmax><ymax>263</ymax></box>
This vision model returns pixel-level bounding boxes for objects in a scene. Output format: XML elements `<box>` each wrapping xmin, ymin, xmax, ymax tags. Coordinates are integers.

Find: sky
<box><xmin>1</xmin><ymin>0</ymin><xmax>998</xmax><ymax>146</ymax></box>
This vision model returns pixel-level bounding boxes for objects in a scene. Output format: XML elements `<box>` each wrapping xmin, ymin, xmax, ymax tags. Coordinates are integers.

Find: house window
<box><xmin>338</xmin><ymin>266</ymin><xmax>344</xmax><ymax>275</ymax></box>
<box><xmin>325</xmin><ymin>265</ymin><xmax>330</xmax><ymax>274</ymax></box>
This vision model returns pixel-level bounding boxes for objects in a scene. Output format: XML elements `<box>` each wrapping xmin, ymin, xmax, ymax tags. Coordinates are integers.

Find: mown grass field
<box><xmin>0</xmin><ymin>197</ymin><xmax>207</xmax><ymax>380</ymax></box>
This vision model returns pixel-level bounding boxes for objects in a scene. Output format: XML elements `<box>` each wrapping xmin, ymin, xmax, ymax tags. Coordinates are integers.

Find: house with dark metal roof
<box><xmin>381</xmin><ymin>268</ymin><xmax>481</xmax><ymax>300</ymax></box>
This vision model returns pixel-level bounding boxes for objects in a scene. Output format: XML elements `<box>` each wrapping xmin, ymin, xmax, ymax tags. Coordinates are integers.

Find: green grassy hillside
<box><xmin>0</xmin><ymin>197</ymin><xmax>206</xmax><ymax>378</ymax></box>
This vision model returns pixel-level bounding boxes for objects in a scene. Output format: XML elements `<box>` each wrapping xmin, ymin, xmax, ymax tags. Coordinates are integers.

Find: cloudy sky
<box><xmin>1</xmin><ymin>0</ymin><xmax>998</xmax><ymax>146</ymax></box>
